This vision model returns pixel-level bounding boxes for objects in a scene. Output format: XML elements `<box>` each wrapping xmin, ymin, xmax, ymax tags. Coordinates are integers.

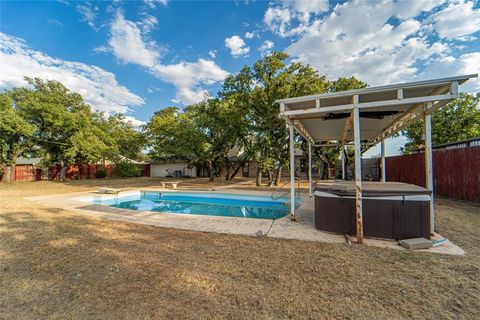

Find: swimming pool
<box><xmin>91</xmin><ymin>191</ymin><xmax>299</xmax><ymax>220</ymax></box>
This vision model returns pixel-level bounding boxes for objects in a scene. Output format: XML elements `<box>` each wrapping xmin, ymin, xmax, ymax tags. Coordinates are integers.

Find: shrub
<box><xmin>115</xmin><ymin>161</ymin><xmax>141</xmax><ymax>178</ymax></box>
<box><xmin>96</xmin><ymin>168</ymin><xmax>107</xmax><ymax>179</ymax></box>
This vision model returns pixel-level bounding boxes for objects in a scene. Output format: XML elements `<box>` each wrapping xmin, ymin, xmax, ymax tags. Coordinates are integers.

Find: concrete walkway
<box><xmin>26</xmin><ymin>188</ymin><xmax>464</xmax><ymax>256</ymax></box>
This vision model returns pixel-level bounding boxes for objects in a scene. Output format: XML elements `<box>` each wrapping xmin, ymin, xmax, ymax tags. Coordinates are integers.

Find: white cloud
<box><xmin>143</xmin><ymin>0</ymin><xmax>168</xmax><ymax>9</ymax></box>
<box><xmin>93</xmin><ymin>45</ymin><xmax>109</xmax><ymax>53</ymax></box>
<box><xmin>146</xmin><ymin>86</ymin><xmax>161</xmax><ymax>93</ymax></box>
<box><xmin>153</xmin><ymin>59</ymin><xmax>228</xmax><ymax>104</ymax></box>
<box><xmin>264</xmin><ymin>7</ymin><xmax>296</xmax><ymax>37</ymax></box>
<box><xmin>282</xmin><ymin>0</ymin><xmax>329</xmax><ymax>20</ymax></box>
<box><xmin>245</xmin><ymin>31</ymin><xmax>255</xmax><ymax>39</ymax></box>
<box><xmin>106</xmin><ymin>13</ymin><xmax>228</xmax><ymax>105</ymax></box>
<box><xmin>264</xmin><ymin>1</ymin><xmax>331</xmax><ymax>37</ymax></box>
<box><xmin>394</xmin><ymin>0</ymin><xmax>446</xmax><ymax>19</ymax></box>
<box><xmin>47</xmin><ymin>18</ymin><xmax>63</xmax><ymax>28</ymax></box>
<box><xmin>431</xmin><ymin>0</ymin><xmax>480</xmax><ymax>39</ymax></box>
<box><xmin>224</xmin><ymin>35</ymin><xmax>250</xmax><ymax>58</ymax></box>
<box><xmin>76</xmin><ymin>3</ymin><xmax>99</xmax><ymax>31</ymax></box>
<box><xmin>109</xmin><ymin>12</ymin><xmax>163</xmax><ymax>68</ymax></box>
<box><xmin>258</xmin><ymin>40</ymin><xmax>274</xmax><ymax>56</ymax></box>
<box><xmin>0</xmin><ymin>32</ymin><xmax>144</xmax><ymax>115</ymax></box>
<box><xmin>280</xmin><ymin>0</ymin><xmax>477</xmax><ymax>87</ymax></box>
<box><xmin>420</xmin><ymin>52</ymin><xmax>480</xmax><ymax>92</ymax></box>
<box><xmin>208</xmin><ymin>49</ymin><xmax>217</xmax><ymax>59</ymax></box>
<box><xmin>138</xmin><ymin>14</ymin><xmax>159</xmax><ymax>34</ymax></box>
<box><xmin>123</xmin><ymin>115</ymin><xmax>147</xmax><ymax>129</ymax></box>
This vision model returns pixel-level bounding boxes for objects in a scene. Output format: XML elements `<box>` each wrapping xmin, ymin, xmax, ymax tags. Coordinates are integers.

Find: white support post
<box><xmin>308</xmin><ymin>142</ymin><xmax>312</xmax><ymax>197</ymax></box>
<box><xmin>380</xmin><ymin>134</ymin><xmax>386</xmax><ymax>182</ymax></box>
<box><xmin>424</xmin><ymin>104</ymin><xmax>435</xmax><ymax>234</ymax></box>
<box><xmin>341</xmin><ymin>147</ymin><xmax>346</xmax><ymax>180</ymax></box>
<box><xmin>289</xmin><ymin>124</ymin><xmax>296</xmax><ymax>221</ymax></box>
<box><xmin>353</xmin><ymin>95</ymin><xmax>364</xmax><ymax>244</ymax></box>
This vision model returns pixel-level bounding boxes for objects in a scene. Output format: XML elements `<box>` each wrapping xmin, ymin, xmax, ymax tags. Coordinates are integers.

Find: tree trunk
<box><xmin>60</xmin><ymin>160</ymin><xmax>69</xmax><ymax>181</ymax></box>
<box><xmin>255</xmin><ymin>166</ymin><xmax>262</xmax><ymax>187</ymax></box>
<box><xmin>229</xmin><ymin>161</ymin><xmax>244</xmax><ymax>180</ymax></box>
<box><xmin>322</xmin><ymin>162</ymin><xmax>329</xmax><ymax>180</ymax></box>
<box><xmin>1</xmin><ymin>166</ymin><xmax>14</xmax><ymax>183</ymax></box>
<box><xmin>274</xmin><ymin>163</ymin><xmax>283</xmax><ymax>186</ymax></box>
<box><xmin>206</xmin><ymin>161</ymin><xmax>215</xmax><ymax>182</ymax></box>
<box><xmin>225</xmin><ymin>158</ymin><xmax>231</xmax><ymax>181</ymax></box>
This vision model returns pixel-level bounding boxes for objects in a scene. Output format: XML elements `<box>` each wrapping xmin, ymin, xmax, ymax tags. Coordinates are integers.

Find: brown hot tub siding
<box><xmin>314</xmin><ymin>182</ymin><xmax>431</xmax><ymax>240</ymax></box>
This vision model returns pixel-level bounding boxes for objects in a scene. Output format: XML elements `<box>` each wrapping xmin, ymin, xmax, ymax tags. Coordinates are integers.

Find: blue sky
<box><xmin>1</xmin><ymin>0</ymin><xmax>479</xmax><ymax>155</ymax></box>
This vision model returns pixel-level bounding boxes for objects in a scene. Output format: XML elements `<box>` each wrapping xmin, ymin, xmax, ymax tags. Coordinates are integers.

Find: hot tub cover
<box><xmin>315</xmin><ymin>181</ymin><xmax>431</xmax><ymax>197</ymax></box>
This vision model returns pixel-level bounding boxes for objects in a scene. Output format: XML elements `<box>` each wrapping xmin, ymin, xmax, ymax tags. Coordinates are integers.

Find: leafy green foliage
<box><xmin>402</xmin><ymin>93</ymin><xmax>480</xmax><ymax>153</ymax></box>
<box><xmin>0</xmin><ymin>91</ymin><xmax>36</xmax><ymax>166</ymax></box>
<box><xmin>115</xmin><ymin>161</ymin><xmax>142</xmax><ymax>178</ymax></box>
<box><xmin>1</xmin><ymin>77</ymin><xmax>147</xmax><ymax>181</ymax></box>
<box><xmin>96</xmin><ymin>168</ymin><xmax>107</xmax><ymax>179</ymax></box>
<box><xmin>145</xmin><ymin>51</ymin><xmax>367</xmax><ymax>183</ymax></box>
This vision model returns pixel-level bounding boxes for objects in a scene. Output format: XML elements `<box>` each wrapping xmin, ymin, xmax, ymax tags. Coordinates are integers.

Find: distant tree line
<box><xmin>144</xmin><ymin>52</ymin><xmax>367</xmax><ymax>185</ymax></box>
<box><xmin>2</xmin><ymin>52</ymin><xmax>478</xmax><ymax>184</ymax></box>
<box><xmin>0</xmin><ymin>77</ymin><xmax>145</xmax><ymax>182</ymax></box>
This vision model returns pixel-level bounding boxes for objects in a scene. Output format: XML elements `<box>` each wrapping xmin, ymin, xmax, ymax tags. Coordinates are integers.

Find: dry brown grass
<box><xmin>1</xmin><ymin>178</ymin><xmax>479</xmax><ymax>319</ymax></box>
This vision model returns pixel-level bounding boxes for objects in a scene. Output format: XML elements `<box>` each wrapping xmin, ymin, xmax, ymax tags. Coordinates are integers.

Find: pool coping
<box><xmin>26</xmin><ymin>187</ymin><xmax>465</xmax><ymax>256</ymax></box>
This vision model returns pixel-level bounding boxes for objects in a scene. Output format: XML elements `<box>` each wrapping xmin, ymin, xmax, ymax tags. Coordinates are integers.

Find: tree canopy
<box><xmin>145</xmin><ymin>51</ymin><xmax>367</xmax><ymax>183</ymax></box>
<box><xmin>0</xmin><ymin>78</ymin><xmax>144</xmax><ymax>182</ymax></box>
<box><xmin>402</xmin><ymin>92</ymin><xmax>480</xmax><ymax>153</ymax></box>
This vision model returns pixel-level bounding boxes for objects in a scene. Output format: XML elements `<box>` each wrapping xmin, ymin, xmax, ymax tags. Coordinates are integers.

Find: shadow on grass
<box><xmin>1</xmin><ymin>195</ymin><xmax>480</xmax><ymax>318</ymax></box>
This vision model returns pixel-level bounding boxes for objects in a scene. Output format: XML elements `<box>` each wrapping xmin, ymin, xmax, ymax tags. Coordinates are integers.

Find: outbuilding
<box><xmin>149</xmin><ymin>160</ymin><xmax>197</xmax><ymax>178</ymax></box>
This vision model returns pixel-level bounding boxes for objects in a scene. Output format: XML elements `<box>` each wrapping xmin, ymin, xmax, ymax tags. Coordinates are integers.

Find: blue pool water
<box><xmin>94</xmin><ymin>191</ymin><xmax>299</xmax><ymax>220</ymax></box>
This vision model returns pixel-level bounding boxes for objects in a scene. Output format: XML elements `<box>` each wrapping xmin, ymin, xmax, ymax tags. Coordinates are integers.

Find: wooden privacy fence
<box><xmin>386</xmin><ymin>146</ymin><xmax>480</xmax><ymax>202</ymax></box>
<box><xmin>14</xmin><ymin>164</ymin><xmax>151</xmax><ymax>182</ymax></box>
<box><xmin>14</xmin><ymin>165</ymin><xmax>42</xmax><ymax>182</ymax></box>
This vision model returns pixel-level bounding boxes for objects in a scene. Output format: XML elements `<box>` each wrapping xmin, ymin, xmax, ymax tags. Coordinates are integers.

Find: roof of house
<box><xmin>15</xmin><ymin>157</ymin><xmax>42</xmax><ymax>165</ymax></box>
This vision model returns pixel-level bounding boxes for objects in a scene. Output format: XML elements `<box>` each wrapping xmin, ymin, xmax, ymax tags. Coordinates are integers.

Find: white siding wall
<box><xmin>150</xmin><ymin>163</ymin><xmax>197</xmax><ymax>178</ymax></box>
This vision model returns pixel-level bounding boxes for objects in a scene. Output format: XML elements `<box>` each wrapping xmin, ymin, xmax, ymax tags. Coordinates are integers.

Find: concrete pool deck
<box><xmin>26</xmin><ymin>187</ymin><xmax>464</xmax><ymax>256</ymax></box>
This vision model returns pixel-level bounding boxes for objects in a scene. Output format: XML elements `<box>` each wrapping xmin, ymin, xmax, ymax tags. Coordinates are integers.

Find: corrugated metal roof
<box><xmin>277</xmin><ymin>74</ymin><xmax>478</xmax><ymax>146</ymax></box>
<box><xmin>15</xmin><ymin>157</ymin><xmax>42</xmax><ymax>165</ymax></box>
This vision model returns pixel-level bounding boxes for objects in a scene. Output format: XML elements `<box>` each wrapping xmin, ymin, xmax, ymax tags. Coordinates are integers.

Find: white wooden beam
<box><xmin>353</xmin><ymin>95</ymin><xmax>364</xmax><ymax>244</ymax></box>
<box><xmin>276</xmin><ymin>74</ymin><xmax>476</xmax><ymax>105</ymax></box>
<box><xmin>380</xmin><ymin>134</ymin><xmax>386</xmax><ymax>182</ymax></box>
<box><xmin>282</xmin><ymin>117</ymin><xmax>315</xmax><ymax>145</ymax></box>
<box><xmin>308</xmin><ymin>142</ymin><xmax>312</xmax><ymax>197</ymax></box>
<box><xmin>289</xmin><ymin>124</ymin><xmax>296</xmax><ymax>221</ymax></box>
<box><xmin>370</xmin><ymin>98</ymin><xmax>452</xmax><ymax>146</ymax></box>
<box><xmin>340</xmin><ymin>110</ymin><xmax>354</xmax><ymax>146</ymax></box>
<box><xmin>281</xmin><ymin>93</ymin><xmax>453</xmax><ymax>118</ymax></box>
<box><xmin>315</xmin><ymin>98</ymin><xmax>320</xmax><ymax>108</ymax></box>
<box><xmin>450</xmin><ymin>81</ymin><xmax>459</xmax><ymax>99</ymax></box>
<box><xmin>424</xmin><ymin>103</ymin><xmax>434</xmax><ymax>234</ymax></box>
<box><xmin>293</xmin><ymin>120</ymin><xmax>315</xmax><ymax>144</ymax></box>
<box><xmin>397</xmin><ymin>88</ymin><xmax>403</xmax><ymax>100</ymax></box>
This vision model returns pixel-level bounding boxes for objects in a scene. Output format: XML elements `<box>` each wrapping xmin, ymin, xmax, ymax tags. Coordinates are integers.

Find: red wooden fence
<box><xmin>386</xmin><ymin>146</ymin><xmax>480</xmax><ymax>202</ymax></box>
<box><xmin>14</xmin><ymin>164</ymin><xmax>150</xmax><ymax>182</ymax></box>
<box><xmin>14</xmin><ymin>165</ymin><xmax>42</xmax><ymax>182</ymax></box>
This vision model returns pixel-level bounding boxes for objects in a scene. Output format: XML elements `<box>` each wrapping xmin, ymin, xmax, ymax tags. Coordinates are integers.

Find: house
<box><xmin>148</xmin><ymin>160</ymin><xmax>197</xmax><ymax>178</ymax></box>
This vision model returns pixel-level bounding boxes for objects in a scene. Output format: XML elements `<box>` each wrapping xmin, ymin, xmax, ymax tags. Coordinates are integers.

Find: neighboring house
<box><xmin>15</xmin><ymin>157</ymin><xmax>42</xmax><ymax>166</ymax></box>
<box><xmin>148</xmin><ymin>160</ymin><xmax>197</xmax><ymax>178</ymax></box>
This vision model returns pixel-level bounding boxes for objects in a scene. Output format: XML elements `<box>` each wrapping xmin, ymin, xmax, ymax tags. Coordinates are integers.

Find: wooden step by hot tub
<box><xmin>314</xmin><ymin>181</ymin><xmax>432</xmax><ymax>240</ymax></box>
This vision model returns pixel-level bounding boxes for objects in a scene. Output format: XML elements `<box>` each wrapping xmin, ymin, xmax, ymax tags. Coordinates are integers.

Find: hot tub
<box><xmin>314</xmin><ymin>181</ymin><xmax>431</xmax><ymax>240</ymax></box>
